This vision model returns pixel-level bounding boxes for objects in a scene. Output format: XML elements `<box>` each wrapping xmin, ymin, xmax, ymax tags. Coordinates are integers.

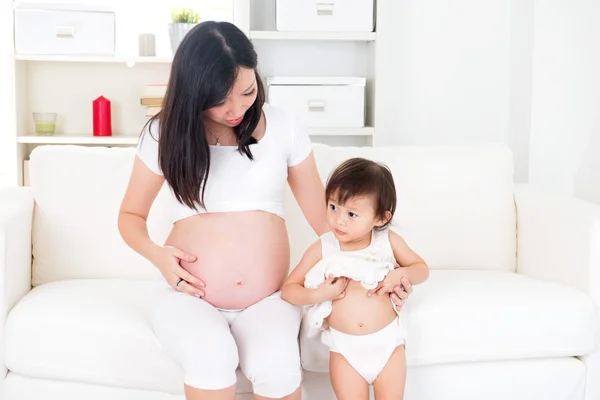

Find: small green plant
<box><xmin>171</xmin><ymin>8</ymin><xmax>199</xmax><ymax>24</ymax></box>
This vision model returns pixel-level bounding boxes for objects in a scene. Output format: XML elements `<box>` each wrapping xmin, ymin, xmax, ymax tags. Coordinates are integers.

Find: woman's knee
<box><xmin>232</xmin><ymin>293</ymin><xmax>303</xmax><ymax>397</ymax></box>
<box><xmin>238</xmin><ymin>320</ymin><xmax>302</xmax><ymax>398</ymax></box>
<box><xmin>244</xmin><ymin>362</ymin><xmax>302</xmax><ymax>399</ymax></box>
<box><xmin>182</xmin><ymin>336</ymin><xmax>239</xmax><ymax>391</ymax></box>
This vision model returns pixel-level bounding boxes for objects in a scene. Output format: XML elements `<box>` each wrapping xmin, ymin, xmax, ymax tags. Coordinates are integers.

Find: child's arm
<box><xmin>388</xmin><ymin>230</ymin><xmax>429</xmax><ymax>285</ymax></box>
<box><xmin>368</xmin><ymin>230</ymin><xmax>429</xmax><ymax>296</ymax></box>
<box><xmin>282</xmin><ymin>240</ymin><xmax>348</xmax><ymax>305</ymax></box>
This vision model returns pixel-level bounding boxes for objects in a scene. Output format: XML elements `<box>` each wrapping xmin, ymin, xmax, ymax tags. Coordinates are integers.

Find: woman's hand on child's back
<box><xmin>315</xmin><ymin>274</ymin><xmax>349</xmax><ymax>302</ymax></box>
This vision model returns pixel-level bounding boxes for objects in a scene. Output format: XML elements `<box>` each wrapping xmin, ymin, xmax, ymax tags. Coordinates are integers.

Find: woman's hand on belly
<box><xmin>150</xmin><ymin>245</ymin><xmax>206</xmax><ymax>297</ymax></box>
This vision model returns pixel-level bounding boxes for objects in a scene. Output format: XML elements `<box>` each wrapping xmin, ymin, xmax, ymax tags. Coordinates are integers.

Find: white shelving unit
<box><xmin>16</xmin><ymin>135</ymin><xmax>141</xmax><ymax>145</ymax></box>
<box><xmin>14</xmin><ymin>55</ymin><xmax>174</xmax><ymax>64</ymax></box>
<box><xmin>16</xmin><ymin>126</ymin><xmax>374</xmax><ymax>145</ymax></box>
<box><xmin>1</xmin><ymin>0</ymin><xmax>383</xmax><ymax>186</ymax></box>
<box><xmin>249</xmin><ymin>30</ymin><xmax>377</xmax><ymax>41</ymax></box>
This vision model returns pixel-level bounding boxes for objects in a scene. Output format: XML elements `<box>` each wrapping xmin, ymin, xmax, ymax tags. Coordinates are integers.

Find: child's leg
<box><xmin>330</xmin><ymin>351</ymin><xmax>370</xmax><ymax>400</ymax></box>
<box><xmin>373</xmin><ymin>345</ymin><xmax>407</xmax><ymax>400</ymax></box>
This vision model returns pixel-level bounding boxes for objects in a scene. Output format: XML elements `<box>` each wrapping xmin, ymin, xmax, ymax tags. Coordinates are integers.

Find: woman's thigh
<box><xmin>230</xmin><ymin>291</ymin><xmax>302</xmax><ymax>398</ymax></box>
<box><xmin>152</xmin><ymin>288</ymin><xmax>239</xmax><ymax>390</ymax></box>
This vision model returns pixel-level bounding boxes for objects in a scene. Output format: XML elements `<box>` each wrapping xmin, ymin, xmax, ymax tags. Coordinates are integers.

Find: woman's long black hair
<box><xmin>144</xmin><ymin>21</ymin><xmax>265</xmax><ymax>211</ymax></box>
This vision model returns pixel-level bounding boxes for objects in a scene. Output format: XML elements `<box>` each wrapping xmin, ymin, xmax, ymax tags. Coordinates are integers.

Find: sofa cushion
<box><xmin>300</xmin><ymin>270</ymin><xmax>599</xmax><ymax>372</ymax></box>
<box><xmin>28</xmin><ymin>143</ymin><xmax>516</xmax><ymax>285</ymax></box>
<box><xmin>28</xmin><ymin>146</ymin><xmax>173</xmax><ymax>285</ymax></box>
<box><xmin>285</xmin><ymin>144</ymin><xmax>517</xmax><ymax>272</ymax></box>
<box><xmin>5</xmin><ymin>271</ymin><xmax>597</xmax><ymax>393</ymax></box>
<box><xmin>3</xmin><ymin>279</ymin><xmax>253</xmax><ymax>395</ymax></box>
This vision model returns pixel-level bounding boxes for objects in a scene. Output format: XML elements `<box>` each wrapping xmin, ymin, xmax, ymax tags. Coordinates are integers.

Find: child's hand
<box><xmin>315</xmin><ymin>274</ymin><xmax>349</xmax><ymax>302</ymax></box>
<box><xmin>367</xmin><ymin>275</ymin><xmax>397</xmax><ymax>297</ymax></box>
<box><xmin>368</xmin><ymin>268</ymin><xmax>409</xmax><ymax>297</ymax></box>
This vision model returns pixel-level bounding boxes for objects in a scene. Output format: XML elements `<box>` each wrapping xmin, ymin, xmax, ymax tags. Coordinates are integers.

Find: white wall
<box><xmin>375</xmin><ymin>0</ymin><xmax>535</xmax><ymax>182</ymax></box>
<box><xmin>375</xmin><ymin>1</ymin><xmax>510</xmax><ymax>144</ymax></box>
<box><xmin>529</xmin><ymin>0</ymin><xmax>600</xmax><ymax>203</ymax></box>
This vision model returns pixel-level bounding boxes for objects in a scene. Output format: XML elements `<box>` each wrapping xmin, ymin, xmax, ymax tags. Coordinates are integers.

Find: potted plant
<box><xmin>169</xmin><ymin>8</ymin><xmax>199</xmax><ymax>53</ymax></box>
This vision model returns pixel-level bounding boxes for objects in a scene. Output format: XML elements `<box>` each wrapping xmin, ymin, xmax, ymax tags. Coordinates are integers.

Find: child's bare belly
<box><xmin>326</xmin><ymin>279</ymin><xmax>397</xmax><ymax>335</ymax></box>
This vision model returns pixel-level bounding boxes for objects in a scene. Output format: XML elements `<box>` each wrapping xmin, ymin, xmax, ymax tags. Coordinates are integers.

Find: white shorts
<box><xmin>321</xmin><ymin>317</ymin><xmax>406</xmax><ymax>385</ymax></box>
<box><xmin>152</xmin><ymin>287</ymin><xmax>302</xmax><ymax>398</ymax></box>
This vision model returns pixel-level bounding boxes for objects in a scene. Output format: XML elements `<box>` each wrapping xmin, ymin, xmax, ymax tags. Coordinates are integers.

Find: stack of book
<box><xmin>141</xmin><ymin>84</ymin><xmax>167</xmax><ymax>117</ymax></box>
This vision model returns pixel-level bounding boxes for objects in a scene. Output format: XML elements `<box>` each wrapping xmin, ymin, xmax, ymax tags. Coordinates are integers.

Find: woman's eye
<box><xmin>244</xmin><ymin>89</ymin><xmax>256</xmax><ymax>96</ymax></box>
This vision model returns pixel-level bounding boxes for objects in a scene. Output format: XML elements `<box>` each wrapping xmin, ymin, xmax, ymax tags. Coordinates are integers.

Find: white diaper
<box><xmin>321</xmin><ymin>317</ymin><xmax>406</xmax><ymax>385</ymax></box>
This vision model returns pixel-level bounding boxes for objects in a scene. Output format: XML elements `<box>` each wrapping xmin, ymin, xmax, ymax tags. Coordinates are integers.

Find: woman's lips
<box><xmin>227</xmin><ymin>116</ymin><xmax>243</xmax><ymax>125</ymax></box>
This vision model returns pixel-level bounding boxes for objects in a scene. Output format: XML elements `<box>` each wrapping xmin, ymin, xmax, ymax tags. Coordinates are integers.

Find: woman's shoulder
<box><xmin>262</xmin><ymin>102</ymin><xmax>296</xmax><ymax>127</ymax></box>
<box><xmin>136</xmin><ymin>117</ymin><xmax>162</xmax><ymax>175</ymax></box>
<box><xmin>262</xmin><ymin>102</ymin><xmax>312</xmax><ymax>166</ymax></box>
<box><xmin>140</xmin><ymin>117</ymin><xmax>161</xmax><ymax>142</ymax></box>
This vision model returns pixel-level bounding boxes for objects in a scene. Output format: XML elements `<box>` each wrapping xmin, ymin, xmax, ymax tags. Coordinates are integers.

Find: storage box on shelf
<box><xmin>13</xmin><ymin>2</ymin><xmax>115</xmax><ymax>56</ymax></box>
<box><xmin>267</xmin><ymin>77</ymin><xmax>367</xmax><ymax>129</ymax></box>
<box><xmin>275</xmin><ymin>0</ymin><xmax>375</xmax><ymax>33</ymax></box>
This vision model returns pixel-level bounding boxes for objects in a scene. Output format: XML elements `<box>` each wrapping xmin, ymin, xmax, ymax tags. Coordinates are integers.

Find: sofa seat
<box><xmin>4</xmin><ymin>271</ymin><xmax>597</xmax><ymax>395</ymax></box>
<box><xmin>301</xmin><ymin>269</ymin><xmax>598</xmax><ymax>371</ymax></box>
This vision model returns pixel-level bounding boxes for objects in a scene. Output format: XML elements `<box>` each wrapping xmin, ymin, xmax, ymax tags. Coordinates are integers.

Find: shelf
<box><xmin>14</xmin><ymin>55</ymin><xmax>173</xmax><ymax>64</ymax></box>
<box><xmin>249</xmin><ymin>30</ymin><xmax>376</xmax><ymax>41</ymax></box>
<box><xmin>17</xmin><ymin>127</ymin><xmax>374</xmax><ymax>144</ymax></box>
<box><xmin>17</xmin><ymin>135</ymin><xmax>139</xmax><ymax>145</ymax></box>
<box><xmin>308</xmin><ymin>127</ymin><xmax>374</xmax><ymax>136</ymax></box>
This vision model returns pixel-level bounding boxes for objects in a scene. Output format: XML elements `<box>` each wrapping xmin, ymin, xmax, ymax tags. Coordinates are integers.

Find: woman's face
<box><xmin>204</xmin><ymin>67</ymin><xmax>258</xmax><ymax>127</ymax></box>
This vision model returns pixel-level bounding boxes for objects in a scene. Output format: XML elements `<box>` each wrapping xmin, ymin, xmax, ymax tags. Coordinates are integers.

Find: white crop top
<box><xmin>136</xmin><ymin>103</ymin><xmax>312</xmax><ymax>222</ymax></box>
<box><xmin>303</xmin><ymin>228</ymin><xmax>399</xmax><ymax>330</ymax></box>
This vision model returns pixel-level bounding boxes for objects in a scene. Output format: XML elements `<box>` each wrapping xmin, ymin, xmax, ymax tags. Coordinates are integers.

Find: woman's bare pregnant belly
<box><xmin>164</xmin><ymin>211</ymin><xmax>290</xmax><ymax>310</ymax></box>
<box><xmin>327</xmin><ymin>280</ymin><xmax>397</xmax><ymax>335</ymax></box>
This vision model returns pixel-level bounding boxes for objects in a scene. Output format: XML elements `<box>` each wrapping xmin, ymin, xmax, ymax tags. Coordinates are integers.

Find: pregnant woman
<box><xmin>118</xmin><ymin>20</ymin><xmax>411</xmax><ymax>400</ymax></box>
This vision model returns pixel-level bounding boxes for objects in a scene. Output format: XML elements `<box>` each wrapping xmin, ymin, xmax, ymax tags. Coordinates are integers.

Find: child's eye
<box><xmin>348</xmin><ymin>212</ymin><xmax>357</xmax><ymax>218</ymax></box>
<box><xmin>329</xmin><ymin>204</ymin><xmax>337</xmax><ymax>211</ymax></box>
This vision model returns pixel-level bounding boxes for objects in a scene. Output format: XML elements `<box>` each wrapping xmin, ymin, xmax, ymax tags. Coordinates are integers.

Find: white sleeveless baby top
<box><xmin>303</xmin><ymin>228</ymin><xmax>398</xmax><ymax>330</ymax></box>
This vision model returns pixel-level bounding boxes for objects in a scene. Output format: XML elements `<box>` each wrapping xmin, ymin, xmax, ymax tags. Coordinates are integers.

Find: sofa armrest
<box><xmin>0</xmin><ymin>187</ymin><xmax>33</xmax><ymax>327</ymax></box>
<box><xmin>514</xmin><ymin>183</ymin><xmax>600</xmax><ymax>299</ymax></box>
<box><xmin>0</xmin><ymin>187</ymin><xmax>33</xmax><ymax>387</ymax></box>
<box><xmin>514</xmin><ymin>183</ymin><xmax>600</xmax><ymax>400</ymax></box>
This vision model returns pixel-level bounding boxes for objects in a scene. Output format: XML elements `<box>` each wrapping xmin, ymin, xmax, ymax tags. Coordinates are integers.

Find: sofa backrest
<box><xmin>28</xmin><ymin>144</ymin><xmax>516</xmax><ymax>286</ymax></box>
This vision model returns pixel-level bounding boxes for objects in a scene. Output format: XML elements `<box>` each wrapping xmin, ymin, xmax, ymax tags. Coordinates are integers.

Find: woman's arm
<box><xmin>119</xmin><ymin>157</ymin><xmax>204</xmax><ymax>295</ymax></box>
<box><xmin>287</xmin><ymin>153</ymin><xmax>329</xmax><ymax>236</ymax></box>
<box><xmin>282</xmin><ymin>240</ymin><xmax>324</xmax><ymax>305</ymax></box>
<box><xmin>118</xmin><ymin>157</ymin><xmax>166</xmax><ymax>261</ymax></box>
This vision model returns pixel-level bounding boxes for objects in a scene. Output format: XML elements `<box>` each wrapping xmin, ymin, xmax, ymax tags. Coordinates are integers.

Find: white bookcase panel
<box><xmin>3</xmin><ymin>0</ymin><xmax>382</xmax><ymax>186</ymax></box>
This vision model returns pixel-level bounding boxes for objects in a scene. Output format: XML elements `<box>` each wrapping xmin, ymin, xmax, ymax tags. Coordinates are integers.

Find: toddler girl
<box><xmin>282</xmin><ymin>157</ymin><xmax>429</xmax><ymax>399</ymax></box>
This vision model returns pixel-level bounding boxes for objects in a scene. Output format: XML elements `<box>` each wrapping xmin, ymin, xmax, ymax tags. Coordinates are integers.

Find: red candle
<box><xmin>93</xmin><ymin>95</ymin><xmax>112</xmax><ymax>136</ymax></box>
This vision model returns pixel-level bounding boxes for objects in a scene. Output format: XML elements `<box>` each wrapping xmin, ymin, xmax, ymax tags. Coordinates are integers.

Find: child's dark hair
<box><xmin>325</xmin><ymin>157</ymin><xmax>397</xmax><ymax>230</ymax></box>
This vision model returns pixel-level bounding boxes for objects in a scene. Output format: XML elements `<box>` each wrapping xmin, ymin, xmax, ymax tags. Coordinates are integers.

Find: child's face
<box><xmin>327</xmin><ymin>194</ymin><xmax>385</xmax><ymax>243</ymax></box>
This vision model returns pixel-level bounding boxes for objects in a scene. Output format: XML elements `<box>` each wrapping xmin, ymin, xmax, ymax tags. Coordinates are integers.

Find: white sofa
<box><xmin>0</xmin><ymin>143</ymin><xmax>599</xmax><ymax>400</ymax></box>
